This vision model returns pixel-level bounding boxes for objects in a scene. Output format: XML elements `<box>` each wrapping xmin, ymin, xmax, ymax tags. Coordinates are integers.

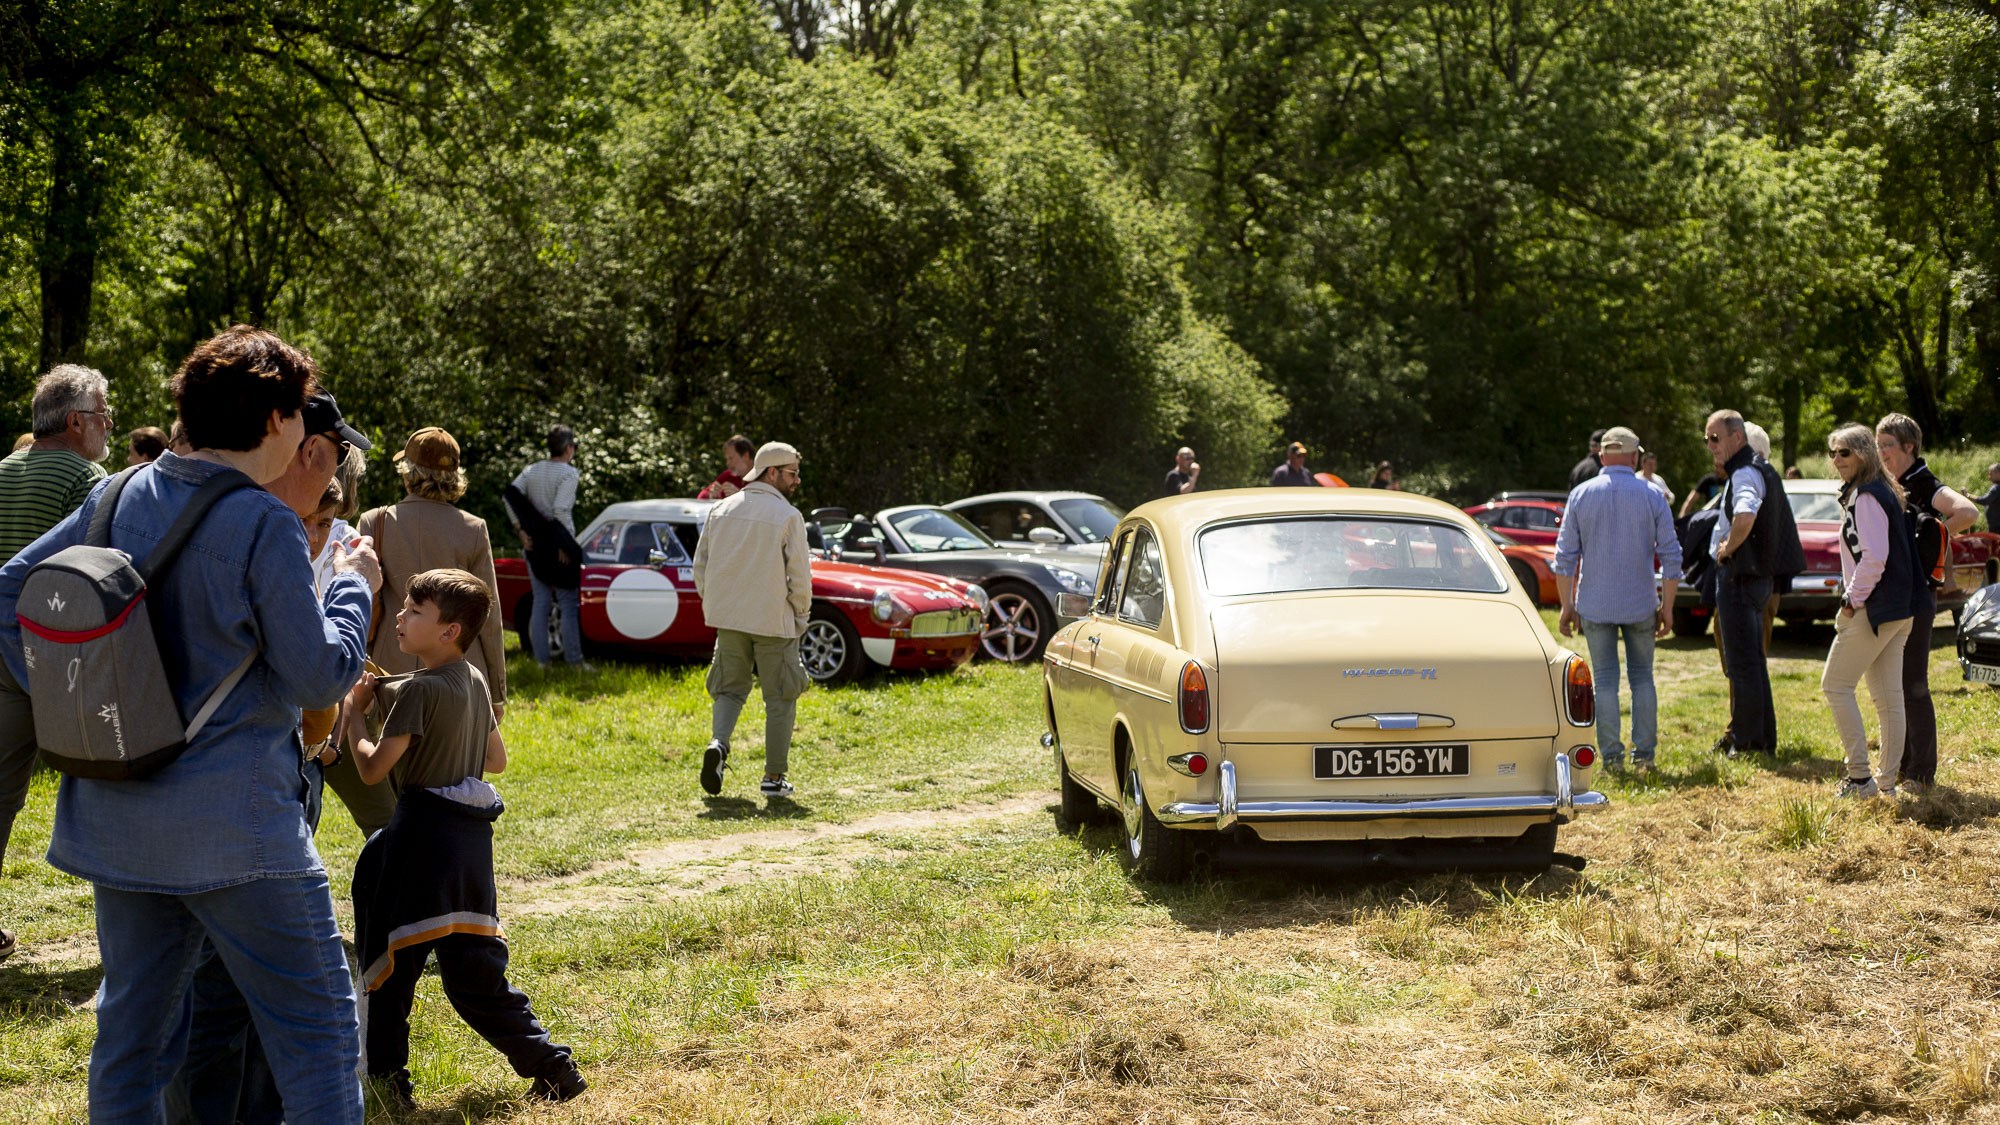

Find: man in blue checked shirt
<box><xmin>1553</xmin><ymin>426</ymin><xmax>1681</xmax><ymax>771</ymax></box>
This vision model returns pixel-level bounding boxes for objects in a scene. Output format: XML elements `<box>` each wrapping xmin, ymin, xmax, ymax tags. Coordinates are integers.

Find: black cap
<box><xmin>301</xmin><ymin>391</ymin><xmax>371</xmax><ymax>451</ymax></box>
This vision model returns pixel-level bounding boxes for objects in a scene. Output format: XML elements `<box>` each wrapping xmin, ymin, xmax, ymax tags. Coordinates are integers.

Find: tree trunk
<box><xmin>38</xmin><ymin>111</ymin><xmax>102</xmax><ymax>371</ymax></box>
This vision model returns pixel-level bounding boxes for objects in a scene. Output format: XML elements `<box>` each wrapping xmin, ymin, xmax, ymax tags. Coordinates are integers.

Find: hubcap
<box><xmin>799</xmin><ymin>620</ymin><xmax>846</xmax><ymax>680</ymax></box>
<box><xmin>1121</xmin><ymin>768</ymin><xmax>1145</xmax><ymax>859</ymax></box>
<box><xmin>981</xmin><ymin>592</ymin><xmax>1042</xmax><ymax>662</ymax></box>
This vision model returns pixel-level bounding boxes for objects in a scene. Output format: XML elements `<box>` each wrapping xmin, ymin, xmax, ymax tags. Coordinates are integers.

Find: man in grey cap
<box><xmin>1552</xmin><ymin>425</ymin><xmax>1680</xmax><ymax>770</ymax></box>
<box><xmin>692</xmin><ymin>441</ymin><xmax>812</xmax><ymax>797</ymax></box>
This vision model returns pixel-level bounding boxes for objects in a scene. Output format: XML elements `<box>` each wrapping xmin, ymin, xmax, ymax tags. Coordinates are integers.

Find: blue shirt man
<box><xmin>1552</xmin><ymin>426</ymin><xmax>1682</xmax><ymax>769</ymax></box>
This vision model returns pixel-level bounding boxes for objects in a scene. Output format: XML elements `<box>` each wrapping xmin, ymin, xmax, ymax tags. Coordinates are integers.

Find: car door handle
<box><xmin>1085</xmin><ymin>634</ymin><xmax>1102</xmax><ymax>646</ymax></box>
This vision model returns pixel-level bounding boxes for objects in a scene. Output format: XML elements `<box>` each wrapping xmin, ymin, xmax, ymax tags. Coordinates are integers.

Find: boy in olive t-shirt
<box><xmin>345</xmin><ymin>569</ymin><xmax>585</xmax><ymax>1107</ymax></box>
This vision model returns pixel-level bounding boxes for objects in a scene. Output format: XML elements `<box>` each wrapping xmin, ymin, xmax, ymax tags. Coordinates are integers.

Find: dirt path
<box><xmin>504</xmin><ymin>792</ymin><xmax>1058</xmax><ymax>916</ymax></box>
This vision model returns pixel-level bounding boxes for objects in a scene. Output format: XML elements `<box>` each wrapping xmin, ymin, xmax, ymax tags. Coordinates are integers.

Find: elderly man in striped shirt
<box><xmin>0</xmin><ymin>364</ymin><xmax>115</xmax><ymax>962</ymax></box>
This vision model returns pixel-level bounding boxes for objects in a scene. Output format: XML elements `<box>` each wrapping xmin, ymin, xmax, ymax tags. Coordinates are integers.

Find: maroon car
<box><xmin>1463</xmin><ymin>491</ymin><xmax>1568</xmax><ymax>547</ymax></box>
<box><xmin>495</xmin><ymin>499</ymin><xmax>989</xmax><ymax>684</ymax></box>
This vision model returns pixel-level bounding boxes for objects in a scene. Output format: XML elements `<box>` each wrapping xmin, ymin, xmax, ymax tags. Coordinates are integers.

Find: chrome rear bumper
<box><xmin>1158</xmin><ymin>754</ymin><xmax>1609</xmax><ymax>829</ymax></box>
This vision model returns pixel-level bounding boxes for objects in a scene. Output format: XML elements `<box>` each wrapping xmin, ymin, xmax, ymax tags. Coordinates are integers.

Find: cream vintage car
<box><xmin>1041</xmin><ymin>488</ymin><xmax>1607</xmax><ymax>880</ymax></box>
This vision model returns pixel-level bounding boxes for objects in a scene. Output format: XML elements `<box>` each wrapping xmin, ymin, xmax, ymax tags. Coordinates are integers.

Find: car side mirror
<box><xmin>1028</xmin><ymin>527</ymin><xmax>1064</xmax><ymax>544</ymax></box>
<box><xmin>647</xmin><ymin>548</ymin><xmax>669</xmax><ymax>567</ymax></box>
<box><xmin>855</xmin><ymin>536</ymin><xmax>885</xmax><ymax>563</ymax></box>
<box><xmin>1056</xmin><ymin>592</ymin><xmax>1093</xmax><ymax>618</ymax></box>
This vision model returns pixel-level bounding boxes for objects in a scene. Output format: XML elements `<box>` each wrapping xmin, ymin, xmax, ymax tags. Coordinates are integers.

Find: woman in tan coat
<box><xmin>357</xmin><ymin>427</ymin><xmax>507</xmax><ymax>718</ymax></box>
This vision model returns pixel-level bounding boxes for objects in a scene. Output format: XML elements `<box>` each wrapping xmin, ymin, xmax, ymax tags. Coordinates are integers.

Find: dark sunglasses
<box><xmin>1830</xmin><ymin>448</ymin><xmax>1857</xmax><ymax>459</ymax></box>
<box><xmin>1703</xmin><ymin>433</ymin><xmax>1722</xmax><ymax>444</ymax></box>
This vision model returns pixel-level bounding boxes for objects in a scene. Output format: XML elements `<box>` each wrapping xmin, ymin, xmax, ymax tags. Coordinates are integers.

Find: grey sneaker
<box><xmin>760</xmin><ymin>775</ymin><xmax>794</xmax><ymax>797</ymax></box>
<box><xmin>700</xmin><ymin>740</ymin><xmax>729</xmax><ymax>796</ymax></box>
<box><xmin>1835</xmin><ymin>776</ymin><xmax>1879</xmax><ymax>800</ymax></box>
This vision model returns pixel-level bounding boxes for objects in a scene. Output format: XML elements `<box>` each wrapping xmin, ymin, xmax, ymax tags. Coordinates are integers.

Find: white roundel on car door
<box><xmin>605</xmin><ymin>569</ymin><xmax>679</xmax><ymax>639</ymax></box>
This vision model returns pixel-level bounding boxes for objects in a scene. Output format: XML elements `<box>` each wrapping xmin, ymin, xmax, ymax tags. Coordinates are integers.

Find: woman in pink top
<box><xmin>1820</xmin><ymin>424</ymin><xmax>1919</xmax><ymax>800</ymax></box>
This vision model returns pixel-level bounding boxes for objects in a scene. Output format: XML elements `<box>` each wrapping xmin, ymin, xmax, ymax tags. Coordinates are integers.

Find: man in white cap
<box><xmin>691</xmin><ymin>441</ymin><xmax>812</xmax><ymax>797</ymax></box>
<box><xmin>1552</xmin><ymin>426</ymin><xmax>1680</xmax><ymax>770</ymax></box>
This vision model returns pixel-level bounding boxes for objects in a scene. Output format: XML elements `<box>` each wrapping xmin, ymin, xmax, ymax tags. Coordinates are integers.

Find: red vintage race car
<box><xmin>495</xmin><ymin>499</ymin><xmax>989</xmax><ymax>684</ymax></box>
<box><xmin>1483</xmin><ymin>527</ymin><xmax>1559</xmax><ymax>605</ymax></box>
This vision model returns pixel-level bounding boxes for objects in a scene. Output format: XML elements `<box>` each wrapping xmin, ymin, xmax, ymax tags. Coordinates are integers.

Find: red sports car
<box><xmin>1464</xmin><ymin>492</ymin><xmax>1567</xmax><ymax>546</ymax></box>
<box><xmin>1483</xmin><ymin>527</ymin><xmax>1559</xmax><ymax>605</ymax></box>
<box><xmin>495</xmin><ymin>499</ymin><xmax>988</xmax><ymax>684</ymax></box>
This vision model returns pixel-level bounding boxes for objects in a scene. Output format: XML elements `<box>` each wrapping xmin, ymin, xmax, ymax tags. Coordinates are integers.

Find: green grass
<box><xmin>5</xmin><ymin>609</ymin><xmax>2000</xmax><ymax>1122</ymax></box>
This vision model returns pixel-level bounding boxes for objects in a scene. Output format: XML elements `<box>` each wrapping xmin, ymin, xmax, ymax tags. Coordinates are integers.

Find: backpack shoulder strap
<box><xmin>84</xmin><ymin>467</ymin><xmax>145</xmax><ymax>549</ymax></box>
<box><xmin>135</xmin><ymin>468</ymin><xmax>259</xmax><ymax>582</ymax></box>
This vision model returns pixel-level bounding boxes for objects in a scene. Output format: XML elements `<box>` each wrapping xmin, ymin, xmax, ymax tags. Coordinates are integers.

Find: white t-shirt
<box><xmin>311</xmin><ymin>517</ymin><xmax>354</xmax><ymax>597</ymax></box>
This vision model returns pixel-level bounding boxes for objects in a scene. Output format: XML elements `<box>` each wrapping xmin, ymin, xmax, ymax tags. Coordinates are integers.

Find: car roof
<box><xmin>1490</xmin><ymin>490</ymin><xmax>1570</xmax><ymax>504</ymax></box>
<box><xmin>1782</xmin><ymin>478</ymin><xmax>1841</xmax><ymax>494</ymax></box>
<box><xmin>1127</xmin><ymin>487</ymin><xmax>1479</xmax><ymax>535</ymax></box>
<box><xmin>592</xmin><ymin>499</ymin><xmax>716</xmax><ymax>524</ymax></box>
<box><xmin>946</xmin><ymin>491</ymin><xmax>1108</xmax><ymax>507</ymax></box>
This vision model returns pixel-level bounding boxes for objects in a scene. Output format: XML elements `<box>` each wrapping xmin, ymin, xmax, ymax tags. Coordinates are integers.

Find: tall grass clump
<box><xmin>1770</xmin><ymin>797</ymin><xmax>1837</xmax><ymax>849</ymax></box>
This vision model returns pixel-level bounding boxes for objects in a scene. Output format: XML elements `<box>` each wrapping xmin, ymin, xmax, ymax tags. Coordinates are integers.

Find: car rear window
<box><xmin>1198</xmin><ymin>517</ymin><xmax>1508</xmax><ymax>597</ymax></box>
<box><xmin>1788</xmin><ymin>492</ymin><xmax>1841</xmax><ymax>522</ymax></box>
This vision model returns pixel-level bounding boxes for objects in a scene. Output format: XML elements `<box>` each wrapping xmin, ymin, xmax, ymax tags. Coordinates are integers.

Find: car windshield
<box><xmin>1788</xmin><ymin>491</ymin><xmax>1842</xmax><ymax>522</ymax></box>
<box><xmin>1051</xmin><ymin>498</ymin><xmax>1125</xmax><ymax>543</ymax></box>
<box><xmin>1199</xmin><ymin>517</ymin><xmax>1508</xmax><ymax>597</ymax></box>
<box><xmin>887</xmin><ymin>508</ymin><xmax>994</xmax><ymax>551</ymax></box>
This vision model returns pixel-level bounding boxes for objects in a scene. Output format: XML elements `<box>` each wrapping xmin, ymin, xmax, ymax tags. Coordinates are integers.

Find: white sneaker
<box><xmin>1835</xmin><ymin>776</ymin><xmax>1879</xmax><ymax>799</ymax></box>
<box><xmin>759</xmin><ymin>776</ymin><xmax>794</xmax><ymax>797</ymax></box>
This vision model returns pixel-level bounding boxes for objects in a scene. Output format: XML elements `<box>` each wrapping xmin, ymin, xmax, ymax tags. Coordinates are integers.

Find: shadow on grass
<box><xmin>1063</xmin><ymin>817</ymin><xmax>1607</xmax><ymax>933</ymax></box>
<box><xmin>697</xmin><ymin>795</ymin><xmax>814</xmax><ymax>822</ymax></box>
<box><xmin>0</xmin><ymin>961</ymin><xmax>102</xmax><ymax>1024</ymax></box>
<box><xmin>1903</xmin><ymin>786</ymin><xmax>2000</xmax><ymax>829</ymax></box>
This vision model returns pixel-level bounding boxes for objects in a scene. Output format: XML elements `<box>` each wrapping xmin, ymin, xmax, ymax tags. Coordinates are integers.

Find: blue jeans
<box><xmin>528</xmin><ymin>572</ymin><xmax>582</xmax><ymax>666</ymax></box>
<box><xmin>91</xmin><ymin>876</ymin><xmax>362</xmax><ymax>1124</ymax></box>
<box><xmin>1579</xmin><ymin>617</ymin><xmax>1657</xmax><ymax>765</ymax></box>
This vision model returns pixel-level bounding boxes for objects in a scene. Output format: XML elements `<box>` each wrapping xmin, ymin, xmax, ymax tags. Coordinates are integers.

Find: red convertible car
<box><xmin>495</xmin><ymin>499</ymin><xmax>988</xmax><ymax>684</ymax></box>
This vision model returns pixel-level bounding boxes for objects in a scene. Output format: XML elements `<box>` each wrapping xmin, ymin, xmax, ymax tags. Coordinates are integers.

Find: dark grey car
<box><xmin>945</xmin><ymin>491</ymin><xmax>1123</xmax><ymax>552</ymax></box>
<box><xmin>814</xmin><ymin>505</ymin><xmax>1101</xmax><ymax>663</ymax></box>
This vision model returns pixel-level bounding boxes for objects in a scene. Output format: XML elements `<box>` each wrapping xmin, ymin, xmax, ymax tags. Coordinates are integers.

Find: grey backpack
<box><xmin>17</xmin><ymin>466</ymin><xmax>258</xmax><ymax>779</ymax></box>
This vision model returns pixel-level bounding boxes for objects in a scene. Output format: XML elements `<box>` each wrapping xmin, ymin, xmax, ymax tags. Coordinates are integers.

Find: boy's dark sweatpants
<box><xmin>366</xmin><ymin>932</ymin><xmax>572</xmax><ymax>1081</ymax></box>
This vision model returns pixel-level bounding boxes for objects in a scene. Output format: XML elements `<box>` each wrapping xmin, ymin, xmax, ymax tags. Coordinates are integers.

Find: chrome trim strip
<box><xmin>1158</xmin><ymin>753</ymin><xmax>1610</xmax><ymax>826</ymax></box>
<box><xmin>1217</xmin><ymin>760</ymin><xmax>1238</xmax><ymax>832</ymax></box>
<box><xmin>1330</xmin><ymin>713</ymin><xmax>1456</xmax><ymax>731</ymax></box>
<box><xmin>1061</xmin><ymin>664</ymin><xmax>1174</xmax><ymax>705</ymax></box>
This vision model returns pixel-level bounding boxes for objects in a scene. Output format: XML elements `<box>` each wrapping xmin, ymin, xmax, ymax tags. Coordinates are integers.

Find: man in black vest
<box><xmin>1705</xmin><ymin>409</ymin><xmax>1805</xmax><ymax>756</ymax></box>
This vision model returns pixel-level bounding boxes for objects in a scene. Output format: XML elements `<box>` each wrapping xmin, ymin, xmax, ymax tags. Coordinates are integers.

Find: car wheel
<box><xmin>1118</xmin><ymin>765</ymin><xmax>1192</xmax><ymax>882</ymax></box>
<box><xmin>1671</xmin><ymin>606</ymin><xmax>1710</xmax><ymax>639</ymax></box>
<box><xmin>800</xmin><ymin>606</ymin><xmax>867</xmax><ymax>685</ymax></box>
<box><xmin>981</xmin><ymin>584</ymin><xmax>1052</xmax><ymax>663</ymax></box>
<box><xmin>512</xmin><ymin>595</ymin><xmax>566</xmax><ymax>659</ymax></box>
<box><xmin>1508</xmin><ymin>560</ymin><xmax>1540</xmax><ymax>604</ymax></box>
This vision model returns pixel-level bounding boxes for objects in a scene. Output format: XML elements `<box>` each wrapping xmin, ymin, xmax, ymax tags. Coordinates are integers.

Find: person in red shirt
<box><xmin>698</xmin><ymin>434</ymin><xmax>755</xmax><ymax>500</ymax></box>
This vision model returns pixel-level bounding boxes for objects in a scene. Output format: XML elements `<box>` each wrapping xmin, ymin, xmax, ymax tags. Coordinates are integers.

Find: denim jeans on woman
<box><xmin>1579</xmin><ymin>617</ymin><xmax>1657</xmax><ymax>766</ymax></box>
<box><xmin>0</xmin><ymin>454</ymin><xmax>371</xmax><ymax>1123</ymax></box>
<box><xmin>527</xmin><ymin>571</ymin><xmax>583</xmax><ymax>666</ymax></box>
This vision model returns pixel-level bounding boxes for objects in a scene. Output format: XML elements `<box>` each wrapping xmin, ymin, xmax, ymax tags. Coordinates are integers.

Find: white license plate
<box><xmin>1315</xmin><ymin>744</ymin><xmax>1470</xmax><ymax>779</ymax></box>
<box><xmin>1968</xmin><ymin>663</ymin><xmax>2000</xmax><ymax>685</ymax></box>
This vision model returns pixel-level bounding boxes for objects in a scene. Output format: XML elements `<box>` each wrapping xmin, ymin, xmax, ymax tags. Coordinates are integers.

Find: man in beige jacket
<box><xmin>692</xmin><ymin>441</ymin><xmax>811</xmax><ymax>797</ymax></box>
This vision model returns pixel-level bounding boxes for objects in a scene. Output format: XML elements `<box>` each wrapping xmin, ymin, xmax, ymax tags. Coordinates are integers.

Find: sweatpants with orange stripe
<box><xmin>365</xmin><ymin>933</ymin><xmax>572</xmax><ymax>1083</ymax></box>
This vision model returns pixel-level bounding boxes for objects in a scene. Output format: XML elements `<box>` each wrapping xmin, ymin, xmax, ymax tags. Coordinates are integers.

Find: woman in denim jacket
<box><xmin>0</xmin><ymin>327</ymin><xmax>382</xmax><ymax>1123</ymax></box>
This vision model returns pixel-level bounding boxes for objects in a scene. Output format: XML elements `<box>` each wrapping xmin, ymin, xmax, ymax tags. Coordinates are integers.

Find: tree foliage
<box><xmin>5</xmin><ymin>0</ymin><xmax>2000</xmax><ymax>514</ymax></box>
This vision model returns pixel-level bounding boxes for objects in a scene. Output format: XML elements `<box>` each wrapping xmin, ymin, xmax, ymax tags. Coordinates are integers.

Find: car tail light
<box><xmin>1179</xmin><ymin>661</ymin><xmax>1210</xmax><ymax>733</ymax></box>
<box><xmin>1574</xmin><ymin>746</ymin><xmax>1596</xmax><ymax>768</ymax></box>
<box><xmin>1564</xmin><ymin>655</ymin><xmax>1594</xmax><ymax>726</ymax></box>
